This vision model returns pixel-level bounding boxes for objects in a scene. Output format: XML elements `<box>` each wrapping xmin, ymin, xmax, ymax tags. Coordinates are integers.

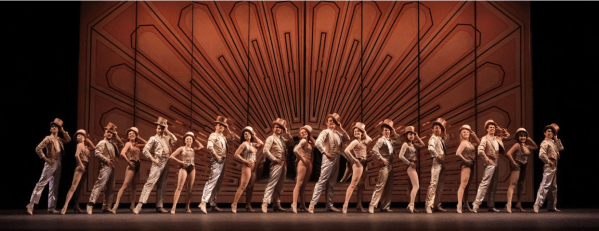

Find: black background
<box><xmin>1</xmin><ymin>2</ymin><xmax>598</xmax><ymax>209</ymax></box>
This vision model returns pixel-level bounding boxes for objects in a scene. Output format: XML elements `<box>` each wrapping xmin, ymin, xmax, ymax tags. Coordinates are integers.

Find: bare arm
<box><xmin>254</xmin><ymin>134</ymin><xmax>264</xmax><ymax>149</ymax></box>
<box><xmin>526</xmin><ymin>137</ymin><xmax>539</xmax><ymax>151</ymax></box>
<box><xmin>343</xmin><ymin>140</ymin><xmax>360</xmax><ymax>165</ymax></box>
<box><xmin>469</xmin><ymin>132</ymin><xmax>480</xmax><ymax>146</ymax></box>
<box><xmin>193</xmin><ymin>139</ymin><xmax>205</xmax><ymax>151</ymax></box>
<box><xmin>233</xmin><ymin>142</ymin><xmax>249</xmax><ymax>163</ymax></box>
<box><xmin>398</xmin><ymin>142</ymin><xmax>411</xmax><ymax>165</ymax></box>
<box><xmin>414</xmin><ymin>135</ymin><xmax>425</xmax><ymax>148</ymax></box>
<box><xmin>85</xmin><ymin>138</ymin><xmax>96</xmax><ymax>150</ymax></box>
<box><xmin>75</xmin><ymin>143</ymin><xmax>85</xmax><ymax>168</ymax></box>
<box><xmin>505</xmin><ymin>144</ymin><xmax>520</xmax><ymax>166</ymax></box>
<box><xmin>135</xmin><ymin>136</ymin><xmax>148</xmax><ymax>148</ymax></box>
<box><xmin>294</xmin><ymin>139</ymin><xmax>309</xmax><ymax>165</ymax></box>
<box><xmin>120</xmin><ymin>142</ymin><xmax>132</xmax><ymax>163</ymax></box>
<box><xmin>169</xmin><ymin>147</ymin><xmax>185</xmax><ymax>165</ymax></box>
<box><xmin>455</xmin><ymin>141</ymin><xmax>468</xmax><ymax>163</ymax></box>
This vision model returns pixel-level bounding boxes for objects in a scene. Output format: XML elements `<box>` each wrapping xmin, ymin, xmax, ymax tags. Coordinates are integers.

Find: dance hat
<box><xmin>155</xmin><ymin>117</ymin><xmax>168</xmax><ymax>127</ymax></box>
<box><xmin>49</xmin><ymin>118</ymin><xmax>64</xmax><ymax>129</ymax></box>
<box><xmin>214</xmin><ymin>116</ymin><xmax>229</xmax><ymax>128</ymax></box>
<box><xmin>272</xmin><ymin>118</ymin><xmax>288</xmax><ymax>132</ymax></box>
<box><xmin>325</xmin><ymin>113</ymin><xmax>342</xmax><ymax>125</ymax></box>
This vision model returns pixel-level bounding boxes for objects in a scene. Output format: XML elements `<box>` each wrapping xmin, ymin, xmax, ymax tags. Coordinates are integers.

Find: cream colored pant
<box><xmin>473</xmin><ymin>163</ymin><xmax>499</xmax><ymax>207</ymax></box>
<box><xmin>263</xmin><ymin>162</ymin><xmax>286</xmax><ymax>204</ymax></box>
<box><xmin>89</xmin><ymin>164</ymin><xmax>115</xmax><ymax>205</ymax></box>
<box><xmin>139</xmin><ymin>158</ymin><xmax>169</xmax><ymax>207</ymax></box>
<box><xmin>201</xmin><ymin>159</ymin><xmax>226</xmax><ymax>206</ymax></box>
<box><xmin>370</xmin><ymin>159</ymin><xmax>393</xmax><ymax>210</ymax></box>
<box><xmin>535</xmin><ymin>164</ymin><xmax>558</xmax><ymax>209</ymax></box>
<box><xmin>425</xmin><ymin>159</ymin><xmax>446</xmax><ymax>208</ymax></box>
<box><xmin>30</xmin><ymin>159</ymin><xmax>62</xmax><ymax>209</ymax></box>
<box><xmin>310</xmin><ymin>154</ymin><xmax>340</xmax><ymax>208</ymax></box>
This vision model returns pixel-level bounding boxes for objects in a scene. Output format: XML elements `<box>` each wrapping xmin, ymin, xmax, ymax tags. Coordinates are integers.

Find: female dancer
<box><xmin>111</xmin><ymin>127</ymin><xmax>147</xmax><ymax>213</ymax></box>
<box><xmin>397</xmin><ymin>126</ymin><xmax>424</xmax><ymax>213</ymax></box>
<box><xmin>455</xmin><ymin>125</ymin><xmax>480</xmax><ymax>213</ymax></box>
<box><xmin>291</xmin><ymin>125</ymin><xmax>316</xmax><ymax>213</ymax></box>
<box><xmin>60</xmin><ymin>129</ymin><xmax>95</xmax><ymax>214</ymax></box>
<box><xmin>231</xmin><ymin>127</ymin><xmax>264</xmax><ymax>213</ymax></box>
<box><xmin>170</xmin><ymin>132</ymin><xmax>204</xmax><ymax>214</ymax></box>
<box><xmin>341</xmin><ymin>122</ymin><xmax>372</xmax><ymax>213</ymax></box>
<box><xmin>505</xmin><ymin>128</ymin><xmax>538</xmax><ymax>213</ymax></box>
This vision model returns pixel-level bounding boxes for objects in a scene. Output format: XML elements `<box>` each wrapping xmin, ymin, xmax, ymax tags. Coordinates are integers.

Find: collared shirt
<box><xmin>383</xmin><ymin>137</ymin><xmax>393</xmax><ymax>155</ymax></box>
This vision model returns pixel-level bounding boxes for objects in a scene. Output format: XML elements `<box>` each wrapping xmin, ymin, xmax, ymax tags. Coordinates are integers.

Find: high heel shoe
<box><xmin>231</xmin><ymin>204</ymin><xmax>237</xmax><ymax>214</ymax></box>
<box><xmin>515</xmin><ymin>204</ymin><xmax>525</xmax><ymax>212</ymax></box>
<box><xmin>408</xmin><ymin>204</ymin><xmax>415</xmax><ymax>213</ymax></box>
<box><xmin>291</xmin><ymin>203</ymin><xmax>297</xmax><ymax>213</ymax></box>
<box><xmin>342</xmin><ymin>203</ymin><xmax>348</xmax><ymax>214</ymax></box>
<box><xmin>245</xmin><ymin>206</ymin><xmax>254</xmax><ymax>212</ymax></box>
<box><xmin>457</xmin><ymin>202</ymin><xmax>462</xmax><ymax>214</ymax></box>
<box><xmin>464</xmin><ymin>202</ymin><xmax>473</xmax><ymax>212</ymax></box>
<box><xmin>60</xmin><ymin>207</ymin><xmax>67</xmax><ymax>215</ymax></box>
<box><xmin>356</xmin><ymin>206</ymin><xmax>364</xmax><ymax>212</ymax></box>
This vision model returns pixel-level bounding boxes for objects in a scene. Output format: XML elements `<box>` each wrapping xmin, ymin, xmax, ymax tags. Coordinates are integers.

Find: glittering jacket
<box><xmin>539</xmin><ymin>139</ymin><xmax>564</xmax><ymax>165</ymax></box>
<box><xmin>264</xmin><ymin>134</ymin><xmax>294</xmax><ymax>162</ymax></box>
<box><xmin>478</xmin><ymin>135</ymin><xmax>507</xmax><ymax>161</ymax></box>
<box><xmin>95</xmin><ymin>138</ymin><xmax>124</xmax><ymax>165</ymax></box>
<box><xmin>315</xmin><ymin>129</ymin><xmax>350</xmax><ymax>155</ymax></box>
<box><xmin>206</xmin><ymin>132</ymin><xmax>235</xmax><ymax>162</ymax></box>
<box><xmin>372</xmin><ymin>134</ymin><xmax>401</xmax><ymax>160</ymax></box>
<box><xmin>36</xmin><ymin>133</ymin><xmax>71</xmax><ymax>160</ymax></box>
<box><xmin>428</xmin><ymin>134</ymin><xmax>447</xmax><ymax>159</ymax></box>
<box><xmin>143</xmin><ymin>132</ymin><xmax>177</xmax><ymax>160</ymax></box>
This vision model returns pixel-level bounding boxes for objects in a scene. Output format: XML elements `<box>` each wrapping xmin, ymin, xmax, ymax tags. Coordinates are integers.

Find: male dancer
<box><xmin>133</xmin><ymin>117</ymin><xmax>177</xmax><ymax>214</ymax></box>
<box><xmin>472</xmin><ymin>119</ymin><xmax>510</xmax><ymax>213</ymax></box>
<box><xmin>533</xmin><ymin>124</ymin><xmax>563</xmax><ymax>213</ymax></box>
<box><xmin>308</xmin><ymin>113</ymin><xmax>350</xmax><ymax>213</ymax></box>
<box><xmin>368</xmin><ymin>119</ymin><xmax>401</xmax><ymax>213</ymax></box>
<box><xmin>199</xmin><ymin>116</ymin><xmax>235</xmax><ymax>214</ymax></box>
<box><xmin>262</xmin><ymin>118</ymin><xmax>294</xmax><ymax>213</ymax></box>
<box><xmin>27</xmin><ymin>118</ymin><xmax>71</xmax><ymax>214</ymax></box>
<box><xmin>425</xmin><ymin>118</ymin><xmax>448</xmax><ymax>213</ymax></box>
<box><xmin>86</xmin><ymin>122</ymin><xmax>124</xmax><ymax>214</ymax></box>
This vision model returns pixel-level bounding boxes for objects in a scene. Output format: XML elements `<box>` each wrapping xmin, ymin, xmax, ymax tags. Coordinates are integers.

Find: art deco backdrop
<box><xmin>77</xmin><ymin>1</ymin><xmax>531</xmax><ymax>204</ymax></box>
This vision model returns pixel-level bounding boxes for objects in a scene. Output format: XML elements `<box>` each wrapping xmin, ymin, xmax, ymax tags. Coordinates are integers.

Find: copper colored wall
<box><xmin>78</xmin><ymin>1</ymin><xmax>532</xmax><ymax>204</ymax></box>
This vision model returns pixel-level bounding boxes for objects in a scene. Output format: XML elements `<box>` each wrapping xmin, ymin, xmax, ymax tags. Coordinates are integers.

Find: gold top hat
<box><xmin>380</xmin><ymin>119</ymin><xmax>394</xmax><ymax>131</ymax></box>
<box><xmin>125</xmin><ymin>127</ymin><xmax>139</xmax><ymax>136</ymax></box>
<box><xmin>352</xmin><ymin>122</ymin><xmax>367</xmax><ymax>135</ymax></box>
<box><xmin>484</xmin><ymin>119</ymin><xmax>498</xmax><ymax>130</ymax></box>
<box><xmin>403</xmin><ymin>126</ymin><xmax>416</xmax><ymax>135</ymax></box>
<box><xmin>74</xmin><ymin>129</ymin><xmax>87</xmax><ymax>138</ymax></box>
<box><xmin>459</xmin><ymin>124</ymin><xmax>473</xmax><ymax>133</ymax></box>
<box><xmin>183</xmin><ymin>131</ymin><xmax>195</xmax><ymax>141</ymax></box>
<box><xmin>240</xmin><ymin>126</ymin><xmax>253</xmax><ymax>135</ymax></box>
<box><xmin>550</xmin><ymin>123</ymin><xmax>559</xmax><ymax>134</ymax></box>
<box><xmin>214</xmin><ymin>116</ymin><xmax>229</xmax><ymax>128</ymax></box>
<box><xmin>325</xmin><ymin>113</ymin><xmax>341</xmax><ymax>125</ymax></box>
<box><xmin>105</xmin><ymin>122</ymin><xmax>117</xmax><ymax>133</ymax></box>
<box><xmin>155</xmin><ymin>117</ymin><xmax>168</xmax><ymax>127</ymax></box>
<box><xmin>300</xmin><ymin>125</ymin><xmax>313</xmax><ymax>135</ymax></box>
<box><xmin>272</xmin><ymin>118</ymin><xmax>288</xmax><ymax>132</ymax></box>
<box><xmin>432</xmin><ymin>118</ymin><xmax>447</xmax><ymax>132</ymax></box>
<box><xmin>49</xmin><ymin>118</ymin><xmax>64</xmax><ymax>129</ymax></box>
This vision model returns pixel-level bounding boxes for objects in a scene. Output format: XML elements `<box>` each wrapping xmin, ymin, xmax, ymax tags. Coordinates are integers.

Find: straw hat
<box><xmin>300</xmin><ymin>125</ymin><xmax>313</xmax><ymax>135</ymax></box>
<box><xmin>74</xmin><ymin>129</ymin><xmax>87</xmax><ymax>138</ymax></box>
<box><xmin>459</xmin><ymin>124</ymin><xmax>473</xmax><ymax>133</ymax></box>
<box><xmin>484</xmin><ymin>119</ymin><xmax>498</xmax><ymax>130</ymax></box>
<box><xmin>125</xmin><ymin>127</ymin><xmax>139</xmax><ymax>136</ymax></box>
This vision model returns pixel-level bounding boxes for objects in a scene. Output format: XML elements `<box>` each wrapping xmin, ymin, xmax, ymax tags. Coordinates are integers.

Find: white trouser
<box><xmin>535</xmin><ymin>164</ymin><xmax>558</xmax><ymax>209</ymax></box>
<box><xmin>139</xmin><ymin>158</ymin><xmax>169</xmax><ymax>207</ymax></box>
<box><xmin>425</xmin><ymin>159</ymin><xmax>446</xmax><ymax>208</ymax></box>
<box><xmin>89</xmin><ymin>164</ymin><xmax>115</xmax><ymax>205</ymax></box>
<box><xmin>201</xmin><ymin>159</ymin><xmax>226</xmax><ymax>206</ymax></box>
<box><xmin>30</xmin><ymin>159</ymin><xmax>62</xmax><ymax>209</ymax></box>
<box><xmin>263</xmin><ymin>162</ymin><xmax>286</xmax><ymax>204</ymax></box>
<box><xmin>473</xmin><ymin>163</ymin><xmax>499</xmax><ymax>207</ymax></box>
<box><xmin>310</xmin><ymin>153</ymin><xmax>340</xmax><ymax>208</ymax></box>
<box><xmin>370</xmin><ymin>159</ymin><xmax>393</xmax><ymax>210</ymax></box>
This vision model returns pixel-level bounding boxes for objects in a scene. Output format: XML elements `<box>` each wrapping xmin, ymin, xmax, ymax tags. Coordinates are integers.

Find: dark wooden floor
<box><xmin>2</xmin><ymin>207</ymin><xmax>598</xmax><ymax>231</ymax></box>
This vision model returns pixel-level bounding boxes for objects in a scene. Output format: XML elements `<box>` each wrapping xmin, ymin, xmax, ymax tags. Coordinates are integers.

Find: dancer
<box><xmin>27</xmin><ymin>118</ymin><xmax>71</xmax><ymax>215</ymax></box>
<box><xmin>133</xmin><ymin>117</ymin><xmax>177</xmax><ymax>214</ymax></box>
<box><xmin>397</xmin><ymin>126</ymin><xmax>425</xmax><ymax>213</ymax></box>
<box><xmin>472</xmin><ymin>119</ymin><xmax>510</xmax><ymax>213</ymax></box>
<box><xmin>533</xmin><ymin>124</ymin><xmax>563</xmax><ymax>213</ymax></box>
<box><xmin>199</xmin><ymin>116</ymin><xmax>235</xmax><ymax>214</ymax></box>
<box><xmin>60</xmin><ymin>129</ymin><xmax>95</xmax><ymax>214</ymax></box>
<box><xmin>308</xmin><ymin>113</ymin><xmax>350</xmax><ymax>213</ymax></box>
<box><xmin>86</xmin><ymin>122</ymin><xmax>124</xmax><ymax>214</ymax></box>
<box><xmin>111</xmin><ymin>127</ymin><xmax>147</xmax><ymax>213</ymax></box>
<box><xmin>425</xmin><ymin>118</ymin><xmax>449</xmax><ymax>214</ymax></box>
<box><xmin>231</xmin><ymin>126</ymin><xmax>264</xmax><ymax>213</ymax></box>
<box><xmin>262</xmin><ymin>118</ymin><xmax>294</xmax><ymax>213</ymax></box>
<box><xmin>170</xmin><ymin>132</ymin><xmax>204</xmax><ymax>214</ymax></box>
<box><xmin>368</xmin><ymin>119</ymin><xmax>401</xmax><ymax>213</ymax></box>
<box><xmin>342</xmin><ymin>122</ymin><xmax>372</xmax><ymax>213</ymax></box>
<box><xmin>455</xmin><ymin>124</ymin><xmax>480</xmax><ymax>213</ymax></box>
<box><xmin>291</xmin><ymin>125</ymin><xmax>316</xmax><ymax>213</ymax></box>
<box><xmin>505</xmin><ymin>128</ymin><xmax>538</xmax><ymax>213</ymax></box>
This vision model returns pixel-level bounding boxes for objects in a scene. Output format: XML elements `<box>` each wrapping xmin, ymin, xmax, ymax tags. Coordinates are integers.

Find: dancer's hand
<box><xmin>43</xmin><ymin>157</ymin><xmax>54</xmax><ymax>166</ymax></box>
<box><xmin>487</xmin><ymin>159</ymin><xmax>495</xmax><ymax>166</ymax></box>
<box><xmin>382</xmin><ymin>158</ymin><xmax>389</xmax><ymax>166</ymax></box>
<box><xmin>409</xmin><ymin>162</ymin><xmax>416</xmax><ymax>169</ymax></box>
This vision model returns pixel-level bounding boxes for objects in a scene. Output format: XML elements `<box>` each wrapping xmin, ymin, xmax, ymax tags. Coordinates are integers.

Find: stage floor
<box><xmin>2</xmin><ymin>207</ymin><xmax>598</xmax><ymax>230</ymax></box>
